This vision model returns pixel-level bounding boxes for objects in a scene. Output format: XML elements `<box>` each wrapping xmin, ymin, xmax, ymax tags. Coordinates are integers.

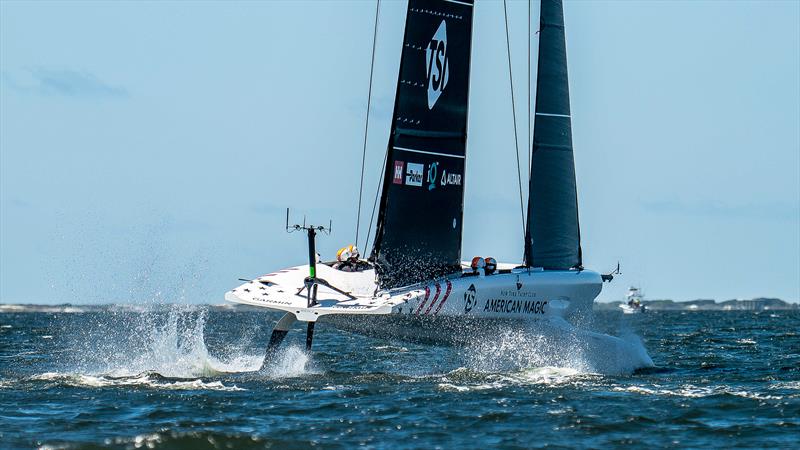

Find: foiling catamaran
<box><xmin>226</xmin><ymin>0</ymin><xmax>621</xmax><ymax>363</ymax></box>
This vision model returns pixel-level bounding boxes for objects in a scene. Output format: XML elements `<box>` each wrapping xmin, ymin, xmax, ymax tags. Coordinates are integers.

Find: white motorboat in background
<box><xmin>620</xmin><ymin>287</ymin><xmax>647</xmax><ymax>314</ymax></box>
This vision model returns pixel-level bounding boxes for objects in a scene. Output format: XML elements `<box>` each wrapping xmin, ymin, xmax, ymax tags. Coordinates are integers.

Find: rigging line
<box><xmin>503</xmin><ymin>0</ymin><xmax>526</xmax><ymax>241</ymax></box>
<box><xmin>363</xmin><ymin>149</ymin><xmax>388</xmax><ymax>254</ymax></box>
<box><xmin>355</xmin><ymin>0</ymin><xmax>381</xmax><ymax>249</ymax></box>
<box><xmin>528</xmin><ymin>0</ymin><xmax>532</xmax><ymax>185</ymax></box>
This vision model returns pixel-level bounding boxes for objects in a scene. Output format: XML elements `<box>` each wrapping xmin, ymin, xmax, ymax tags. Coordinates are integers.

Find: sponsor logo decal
<box><xmin>422</xmin><ymin>162</ymin><xmax>462</xmax><ymax>191</ymax></box>
<box><xmin>483</xmin><ymin>298</ymin><xmax>548</xmax><ymax>315</ymax></box>
<box><xmin>393</xmin><ymin>161</ymin><xmax>404</xmax><ymax>184</ymax></box>
<box><xmin>427</xmin><ymin>162</ymin><xmax>438</xmax><ymax>191</ymax></box>
<box><xmin>265</xmin><ymin>299</ymin><xmax>292</xmax><ymax>306</ymax></box>
<box><xmin>332</xmin><ymin>304</ymin><xmax>370</xmax><ymax>310</ymax></box>
<box><xmin>426</xmin><ymin>20</ymin><xmax>449</xmax><ymax>110</ymax></box>
<box><xmin>464</xmin><ymin>284</ymin><xmax>477</xmax><ymax>313</ymax></box>
<box><xmin>516</xmin><ymin>275</ymin><xmax>522</xmax><ymax>290</ymax></box>
<box><xmin>405</xmin><ymin>162</ymin><xmax>424</xmax><ymax>187</ymax></box>
<box><xmin>440</xmin><ymin>169</ymin><xmax>462</xmax><ymax>187</ymax></box>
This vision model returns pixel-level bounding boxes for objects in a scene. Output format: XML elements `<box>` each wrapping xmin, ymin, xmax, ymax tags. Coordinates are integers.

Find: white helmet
<box><xmin>337</xmin><ymin>244</ymin><xmax>360</xmax><ymax>262</ymax></box>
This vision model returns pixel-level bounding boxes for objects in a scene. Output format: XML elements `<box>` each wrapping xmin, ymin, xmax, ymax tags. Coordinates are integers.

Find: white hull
<box><xmin>619</xmin><ymin>304</ymin><xmax>646</xmax><ymax>314</ymax></box>
<box><xmin>225</xmin><ymin>263</ymin><xmax>602</xmax><ymax>326</ymax></box>
<box><xmin>225</xmin><ymin>263</ymin><xmax>656</xmax><ymax>373</ymax></box>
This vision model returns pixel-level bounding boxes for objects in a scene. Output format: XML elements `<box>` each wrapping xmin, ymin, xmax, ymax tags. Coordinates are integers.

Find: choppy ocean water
<box><xmin>0</xmin><ymin>306</ymin><xmax>798</xmax><ymax>449</ymax></box>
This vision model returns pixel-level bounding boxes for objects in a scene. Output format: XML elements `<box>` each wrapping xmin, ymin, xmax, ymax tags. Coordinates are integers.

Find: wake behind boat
<box><xmin>226</xmin><ymin>0</ymin><xmax>640</xmax><ymax>368</ymax></box>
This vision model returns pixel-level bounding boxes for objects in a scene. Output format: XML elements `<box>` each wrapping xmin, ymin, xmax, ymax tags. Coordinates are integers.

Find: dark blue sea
<box><xmin>1</xmin><ymin>305</ymin><xmax>798</xmax><ymax>449</ymax></box>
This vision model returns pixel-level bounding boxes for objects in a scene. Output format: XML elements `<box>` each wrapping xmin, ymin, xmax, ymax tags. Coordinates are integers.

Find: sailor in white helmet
<box><xmin>333</xmin><ymin>244</ymin><xmax>364</xmax><ymax>272</ymax></box>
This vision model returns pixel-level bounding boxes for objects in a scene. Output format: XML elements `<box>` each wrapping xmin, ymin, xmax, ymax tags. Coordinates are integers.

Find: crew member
<box><xmin>334</xmin><ymin>244</ymin><xmax>362</xmax><ymax>272</ymax></box>
<box><xmin>484</xmin><ymin>257</ymin><xmax>497</xmax><ymax>275</ymax></box>
<box><xmin>470</xmin><ymin>256</ymin><xmax>485</xmax><ymax>274</ymax></box>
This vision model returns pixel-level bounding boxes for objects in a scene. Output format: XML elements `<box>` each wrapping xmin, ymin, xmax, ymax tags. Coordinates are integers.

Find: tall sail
<box><xmin>524</xmin><ymin>0</ymin><xmax>582</xmax><ymax>269</ymax></box>
<box><xmin>371</xmin><ymin>0</ymin><xmax>474</xmax><ymax>289</ymax></box>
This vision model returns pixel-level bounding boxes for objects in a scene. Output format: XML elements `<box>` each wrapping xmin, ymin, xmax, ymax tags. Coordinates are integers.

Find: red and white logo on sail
<box><xmin>393</xmin><ymin>161</ymin><xmax>404</xmax><ymax>184</ymax></box>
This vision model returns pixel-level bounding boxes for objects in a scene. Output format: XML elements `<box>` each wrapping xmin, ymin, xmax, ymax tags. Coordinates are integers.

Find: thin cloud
<box><xmin>1</xmin><ymin>68</ymin><xmax>128</xmax><ymax>98</ymax></box>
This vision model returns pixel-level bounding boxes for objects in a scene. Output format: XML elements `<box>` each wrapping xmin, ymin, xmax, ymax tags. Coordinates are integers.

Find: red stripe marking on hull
<box><xmin>414</xmin><ymin>285</ymin><xmax>432</xmax><ymax>315</ymax></box>
<box><xmin>424</xmin><ymin>282</ymin><xmax>444</xmax><ymax>315</ymax></box>
<box><xmin>433</xmin><ymin>281</ymin><xmax>453</xmax><ymax>315</ymax></box>
<box><xmin>418</xmin><ymin>283</ymin><xmax>440</xmax><ymax>315</ymax></box>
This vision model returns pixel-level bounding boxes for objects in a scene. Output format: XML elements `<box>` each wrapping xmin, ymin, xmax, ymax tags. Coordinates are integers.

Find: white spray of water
<box><xmin>31</xmin><ymin>304</ymin><xmax>322</xmax><ymax>390</ymax></box>
<box><xmin>461</xmin><ymin>318</ymin><xmax>654</xmax><ymax>384</ymax></box>
<box><xmin>261</xmin><ymin>345</ymin><xmax>319</xmax><ymax>379</ymax></box>
<box><xmin>91</xmin><ymin>306</ymin><xmax>260</xmax><ymax>378</ymax></box>
<box><xmin>58</xmin><ymin>305</ymin><xmax>321</xmax><ymax>384</ymax></box>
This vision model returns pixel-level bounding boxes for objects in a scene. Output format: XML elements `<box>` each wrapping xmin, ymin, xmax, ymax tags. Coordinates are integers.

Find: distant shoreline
<box><xmin>595</xmin><ymin>297</ymin><xmax>798</xmax><ymax>311</ymax></box>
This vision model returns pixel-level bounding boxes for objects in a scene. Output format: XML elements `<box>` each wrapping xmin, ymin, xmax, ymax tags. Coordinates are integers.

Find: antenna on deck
<box><xmin>285</xmin><ymin>208</ymin><xmax>332</xmax><ymax>288</ymax></box>
<box><xmin>284</xmin><ymin>208</ymin><xmax>351</xmax><ymax>350</ymax></box>
<box><xmin>286</xmin><ymin>208</ymin><xmax>331</xmax><ymax>235</ymax></box>
<box><xmin>284</xmin><ymin>208</ymin><xmax>344</xmax><ymax>307</ymax></box>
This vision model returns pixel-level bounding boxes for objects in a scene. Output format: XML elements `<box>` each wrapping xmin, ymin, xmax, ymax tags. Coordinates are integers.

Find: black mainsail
<box><xmin>371</xmin><ymin>0</ymin><xmax>475</xmax><ymax>289</ymax></box>
<box><xmin>524</xmin><ymin>0</ymin><xmax>582</xmax><ymax>270</ymax></box>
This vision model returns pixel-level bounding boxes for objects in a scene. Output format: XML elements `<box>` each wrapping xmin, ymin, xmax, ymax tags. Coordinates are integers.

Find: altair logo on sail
<box><xmin>426</xmin><ymin>20</ymin><xmax>449</xmax><ymax>110</ymax></box>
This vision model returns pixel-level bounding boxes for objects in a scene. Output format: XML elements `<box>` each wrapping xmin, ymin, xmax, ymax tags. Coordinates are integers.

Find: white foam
<box><xmin>373</xmin><ymin>345</ymin><xmax>409</xmax><ymax>352</ymax></box>
<box><xmin>434</xmin><ymin>365</ymin><xmax>587</xmax><ymax>392</ymax></box>
<box><xmin>728</xmin><ymin>390</ymin><xmax>783</xmax><ymax>400</ymax></box>
<box><xmin>30</xmin><ymin>372</ymin><xmax>244</xmax><ymax>391</ymax></box>
<box><xmin>505</xmin><ymin>366</ymin><xmax>582</xmax><ymax>384</ymax></box>
<box><xmin>768</xmin><ymin>381</ymin><xmax>800</xmax><ymax>394</ymax></box>
<box><xmin>613</xmin><ymin>384</ymin><xmax>785</xmax><ymax>400</ymax></box>
<box><xmin>437</xmin><ymin>383</ymin><xmax>472</xmax><ymax>392</ymax></box>
<box><xmin>0</xmin><ymin>304</ymin><xmax>87</xmax><ymax>313</ymax></box>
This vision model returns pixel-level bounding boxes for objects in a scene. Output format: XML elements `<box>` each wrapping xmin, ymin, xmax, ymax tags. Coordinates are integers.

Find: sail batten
<box><xmin>371</xmin><ymin>0</ymin><xmax>474</xmax><ymax>289</ymax></box>
<box><xmin>524</xmin><ymin>0</ymin><xmax>583</xmax><ymax>270</ymax></box>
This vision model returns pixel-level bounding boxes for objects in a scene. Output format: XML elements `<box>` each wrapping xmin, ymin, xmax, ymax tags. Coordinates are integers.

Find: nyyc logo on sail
<box><xmin>426</xmin><ymin>20</ymin><xmax>449</xmax><ymax>110</ymax></box>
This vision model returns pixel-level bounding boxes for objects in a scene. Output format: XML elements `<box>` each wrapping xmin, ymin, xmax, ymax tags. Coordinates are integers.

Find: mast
<box><xmin>370</xmin><ymin>0</ymin><xmax>475</xmax><ymax>289</ymax></box>
<box><xmin>524</xmin><ymin>0</ymin><xmax>582</xmax><ymax>270</ymax></box>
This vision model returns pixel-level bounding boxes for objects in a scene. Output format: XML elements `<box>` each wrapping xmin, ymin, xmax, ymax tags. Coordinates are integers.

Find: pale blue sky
<box><xmin>1</xmin><ymin>0</ymin><xmax>798</xmax><ymax>304</ymax></box>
